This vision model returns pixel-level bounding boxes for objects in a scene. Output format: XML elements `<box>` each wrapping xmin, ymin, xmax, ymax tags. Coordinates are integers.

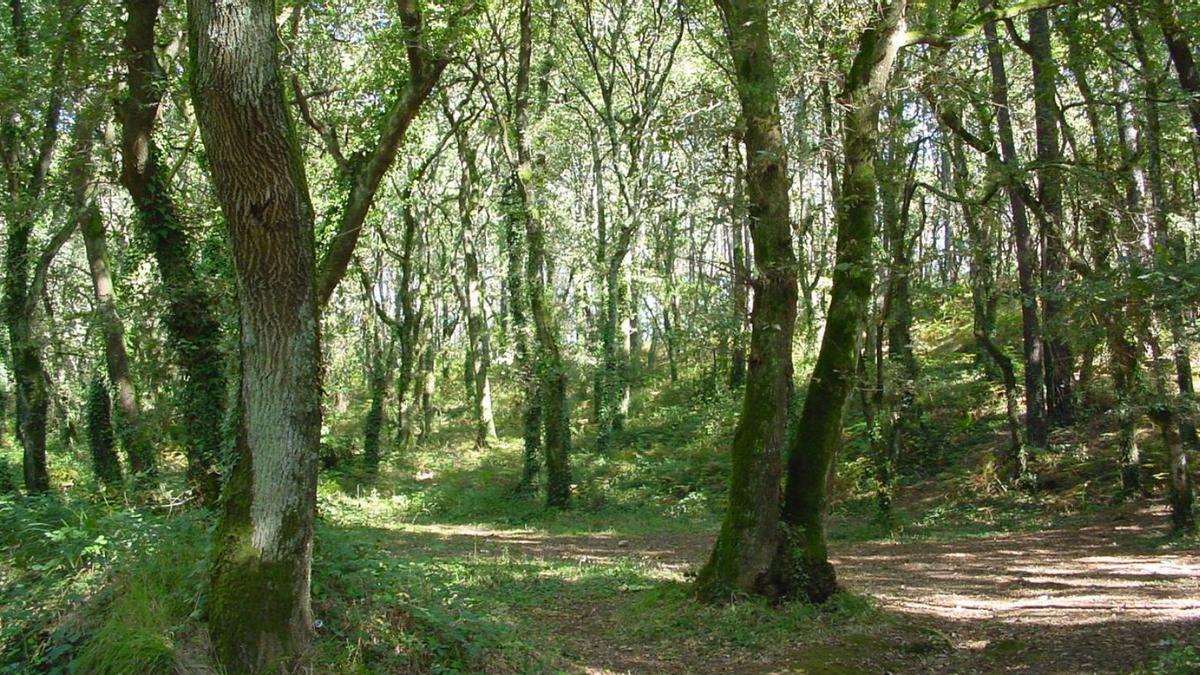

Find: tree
<box><xmin>695</xmin><ymin>0</ymin><xmax>799</xmax><ymax>601</ymax></box>
<box><xmin>118</xmin><ymin>0</ymin><xmax>227</xmax><ymax>502</ymax></box>
<box><xmin>187</xmin><ymin>0</ymin><xmax>323</xmax><ymax>668</ymax></box>
<box><xmin>71</xmin><ymin>96</ymin><xmax>155</xmax><ymax>481</ymax></box>
<box><xmin>777</xmin><ymin>0</ymin><xmax>908</xmax><ymax>603</ymax></box>
<box><xmin>1</xmin><ymin>0</ymin><xmax>77</xmax><ymax>492</ymax></box>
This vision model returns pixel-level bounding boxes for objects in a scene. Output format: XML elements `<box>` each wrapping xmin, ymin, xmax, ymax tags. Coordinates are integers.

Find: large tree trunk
<box><xmin>776</xmin><ymin>0</ymin><xmax>907</xmax><ymax>604</ymax></box>
<box><xmin>695</xmin><ymin>0</ymin><xmax>798</xmax><ymax>601</ymax></box>
<box><xmin>119</xmin><ymin>0</ymin><xmax>225</xmax><ymax>502</ymax></box>
<box><xmin>188</xmin><ymin>0</ymin><xmax>322</xmax><ymax>669</ymax></box>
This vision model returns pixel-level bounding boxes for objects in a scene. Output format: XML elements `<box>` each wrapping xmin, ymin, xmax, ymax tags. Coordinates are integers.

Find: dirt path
<box><xmin>834</xmin><ymin>504</ymin><xmax>1200</xmax><ymax>673</ymax></box>
<box><xmin>420</xmin><ymin>504</ymin><xmax>1200</xmax><ymax>673</ymax></box>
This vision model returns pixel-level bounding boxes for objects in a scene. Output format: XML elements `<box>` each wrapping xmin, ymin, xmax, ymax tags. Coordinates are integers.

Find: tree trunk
<box><xmin>362</xmin><ymin>337</ymin><xmax>393</xmax><ymax>471</ymax></box>
<box><xmin>86</xmin><ymin>375</ymin><xmax>123</xmax><ymax>487</ymax></box>
<box><xmin>729</xmin><ymin>159</ymin><xmax>748</xmax><ymax>389</ymax></box>
<box><xmin>119</xmin><ymin>0</ymin><xmax>225</xmax><ymax>502</ymax></box>
<box><xmin>977</xmin><ymin>330</ymin><xmax>1026</xmax><ymax>476</ymax></box>
<box><xmin>982</xmin><ymin>1</ymin><xmax>1048</xmax><ymax>448</ymax></box>
<box><xmin>512</xmin><ymin>0</ymin><xmax>571</xmax><ymax>507</ymax></box>
<box><xmin>188</xmin><ymin>0</ymin><xmax>322</xmax><ymax>669</ymax></box>
<box><xmin>1019</xmin><ymin>9</ymin><xmax>1074</xmax><ymax>427</ymax></box>
<box><xmin>1150</xmin><ymin>406</ymin><xmax>1195</xmax><ymax>534</ymax></box>
<box><xmin>1127</xmin><ymin>6</ymin><xmax>1200</xmax><ymax>462</ymax></box>
<box><xmin>448</xmin><ymin>107</ymin><xmax>498</xmax><ymax>448</ymax></box>
<box><xmin>73</xmin><ymin>109</ymin><xmax>155</xmax><ymax>480</ymax></box>
<box><xmin>776</xmin><ymin>0</ymin><xmax>907</xmax><ymax>604</ymax></box>
<box><xmin>695</xmin><ymin>0</ymin><xmax>799</xmax><ymax>602</ymax></box>
<box><xmin>1149</xmin><ymin>0</ymin><xmax>1200</xmax><ymax>145</ymax></box>
<box><xmin>1</xmin><ymin>8</ymin><xmax>71</xmax><ymax>493</ymax></box>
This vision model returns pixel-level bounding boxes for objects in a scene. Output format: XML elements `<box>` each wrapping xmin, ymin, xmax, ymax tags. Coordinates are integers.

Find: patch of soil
<box><xmin>422</xmin><ymin>503</ymin><xmax>1199</xmax><ymax>673</ymax></box>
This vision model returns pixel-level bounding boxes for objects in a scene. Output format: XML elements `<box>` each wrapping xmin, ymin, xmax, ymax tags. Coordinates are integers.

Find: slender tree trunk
<box><xmin>512</xmin><ymin>0</ymin><xmax>571</xmax><ymax>507</ymax></box>
<box><xmin>188</xmin><ymin>0</ymin><xmax>322</xmax><ymax>669</ymax></box>
<box><xmin>362</xmin><ymin>337</ymin><xmax>393</xmax><ymax>471</ymax></box>
<box><xmin>448</xmin><ymin>110</ymin><xmax>498</xmax><ymax>447</ymax></box>
<box><xmin>729</xmin><ymin>156</ymin><xmax>748</xmax><ymax>389</ymax></box>
<box><xmin>983</xmin><ymin>1</ymin><xmax>1048</xmax><ymax>448</ymax></box>
<box><xmin>776</xmin><ymin>0</ymin><xmax>907</xmax><ymax>603</ymax></box>
<box><xmin>977</xmin><ymin>330</ymin><xmax>1026</xmax><ymax>476</ymax></box>
<box><xmin>119</xmin><ymin>0</ymin><xmax>225</xmax><ymax>502</ymax></box>
<box><xmin>949</xmin><ymin>134</ymin><xmax>998</xmax><ymax>378</ymax></box>
<box><xmin>73</xmin><ymin>109</ymin><xmax>155</xmax><ymax>480</ymax></box>
<box><xmin>392</xmin><ymin>198</ymin><xmax>422</xmax><ymax>450</ymax></box>
<box><xmin>695</xmin><ymin>0</ymin><xmax>799</xmax><ymax>601</ymax></box>
<box><xmin>1019</xmin><ymin>9</ymin><xmax>1074</xmax><ymax>427</ymax></box>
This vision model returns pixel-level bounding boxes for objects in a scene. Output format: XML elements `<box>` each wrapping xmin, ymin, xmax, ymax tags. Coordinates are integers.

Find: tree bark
<box><xmin>72</xmin><ymin>105</ymin><xmax>155</xmax><ymax>480</ymax></box>
<box><xmin>119</xmin><ymin>0</ymin><xmax>226</xmax><ymax>502</ymax></box>
<box><xmin>695</xmin><ymin>0</ymin><xmax>799</xmax><ymax>601</ymax></box>
<box><xmin>982</xmin><ymin>1</ymin><xmax>1048</xmax><ymax>448</ymax></box>
<box><xmin>510</xmin><ymin>0</ymin><xmax>571</xmax><ymax>507</ymax></box>
<box><xmin>188</xmin><ymin>0</ymin><xmax>322</xmax><ymax>669</ymax></box>
<box><xmin>777</xmin><ymin>0</ymin><xmax>907</xmax><ymax>604</ymax></box>
<box><xmin>86</xmin><ymin>375</ymin><xmax>123</xmax><ymax>487</ymax></box>
<box><xmin>1014</xmin><ymin>9</ymin><xmax>1074</xmax><ymax>427</ymax></box>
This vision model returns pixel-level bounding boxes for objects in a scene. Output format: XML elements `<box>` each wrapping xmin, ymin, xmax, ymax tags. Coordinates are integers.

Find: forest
<box><xmin>1</xmin><ymin>0</ymin><xmax>1199</xmax><ymax>671</ymax></box>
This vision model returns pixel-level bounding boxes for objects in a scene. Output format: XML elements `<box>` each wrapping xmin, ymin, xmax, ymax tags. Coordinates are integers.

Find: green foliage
<box><xmin>0</xmin><ymin>494</ymin><xmax>206</xmax><ymax>672</ymax></box>
<box><xmin>1134</xmin><ymin>641</ymin><xmax>1200</xmax><ymax>675</ymax></box>
<box><xmin>85</xmin><ymin>376</ymin><xmax>121</xmax><ymax>487</ymax></box>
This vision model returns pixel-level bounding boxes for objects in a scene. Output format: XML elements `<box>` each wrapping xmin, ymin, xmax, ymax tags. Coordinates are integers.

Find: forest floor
<box><xmin>357</xmin><ymin>498</ymin><xmax>1199</xmax><ymax>674</ymax></box>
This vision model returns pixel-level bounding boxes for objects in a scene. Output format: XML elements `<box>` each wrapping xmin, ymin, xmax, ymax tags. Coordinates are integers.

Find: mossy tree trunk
<box><xmin>446</xmin><ymin>96</ymin><xmax>498</xmax><ymax>448</ymax></box>
<box><xmin>362</xmin><ymin>327</ymin><xmax>393</xmax><ymax>471</ymax></box>
<box><xmin>1</xmin><ymin>4</ymin><xmax>73</xmax><ymax>494</ymax></box>
<box><xmin>119</xmin><ymin>0</ymin><xmax>225</xmax><ymax>502</ymax></box>
<box><xmin>508</xmin><ymin>0</ymin><xmax>571</xmax><ymax>507</ymax></box>
<box><xmin>695</xmin><ymin>0</ymin><xmax>798</xmax><ymax>601</ymax></box>
<box><xmin>775</xmin><ymin>0</ymin><xmax>908</xmax><ymax>604</ymax></box>
<box><xmin>86</xmin><ymin>375</ymin><xmax>122</xmax><ymax>487</ymax></box>
<box><xmin>188</xmin><ymin>0</ymin><xmax>322</xmax><ymax>669</ymax></box>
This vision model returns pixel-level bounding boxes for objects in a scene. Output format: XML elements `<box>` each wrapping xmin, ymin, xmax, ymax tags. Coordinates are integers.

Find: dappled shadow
<box><xmin>313</xmin><ymin>496</ymin><xmax>1198</xmax><ymax>673</ymax></box>
<box><xmin>831</xmin><ymin>503</ymin><xmax>1200</xmax><ymax>673</ymax></box>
